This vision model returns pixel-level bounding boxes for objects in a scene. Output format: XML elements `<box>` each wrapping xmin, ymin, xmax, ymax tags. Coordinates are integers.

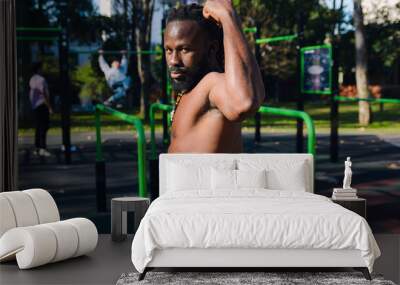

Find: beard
<box><xmin>169</xmin><ymin>61</ymin><xmax>209</xmax><ymax>94</ymax></box>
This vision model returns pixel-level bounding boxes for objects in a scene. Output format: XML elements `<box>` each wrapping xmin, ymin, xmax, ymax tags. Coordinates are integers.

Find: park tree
<box><xmin>132</xmin><ymin>0</ymin><xmax>155</xmax><ymax>122</ymax></box>
<box><xmin>353</xmin><ymin>0</ymin><xmax>371</xmax><ymax>126</ymax></box>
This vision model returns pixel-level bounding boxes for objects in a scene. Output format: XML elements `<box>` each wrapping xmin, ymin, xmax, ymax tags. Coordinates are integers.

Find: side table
<box><xmin>111</xmin><ymin>197</ymin><xmax>150</xmax><ymax>242</ymax></box>
<box><xmin>331</xmin><ymin>197</ymin><xmax>367</xmax><ymax>219</ymax></box>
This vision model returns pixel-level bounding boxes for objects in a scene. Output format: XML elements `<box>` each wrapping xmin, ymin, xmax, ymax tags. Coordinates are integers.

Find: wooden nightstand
<box><xmin>331</xmin><ymin>197</ymin><xmax>367</xmax><ymax>219</ymax></box>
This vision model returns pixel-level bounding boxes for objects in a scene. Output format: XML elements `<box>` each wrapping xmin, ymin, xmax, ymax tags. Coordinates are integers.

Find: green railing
<box><xmin>258</xmin><ymin>106</ymin><xmax>316</xmax><ymax>156</ymax></box>
<box><xmin>149</xmin><ymin>103</ymin><xmax>173</xmax><ymax>159</ymax></box>
<box><xmin>95</xmin><ymin>104</ymin><xmax>147</xmax><ymax>197</ymax></box>
<box><xmin>334</xmin><ymin>95</ymin><xmax>400</xmax><ymax>104</ymax></box>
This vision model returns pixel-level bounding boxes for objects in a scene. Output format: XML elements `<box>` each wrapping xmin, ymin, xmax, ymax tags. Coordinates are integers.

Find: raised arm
<box><xmin>98</xmin><ymin>53</ymin><xmax>110</xmax><ymax>75</ymax></box>
<box><xmin>204</xmin><ymin>0</ymin><xmax>265</xmax><ymax>121</ymax></box>
<box><xmin>120</xmin><ymin>51</ymin><xmax>128</xmax><ymax>75</ymax></box>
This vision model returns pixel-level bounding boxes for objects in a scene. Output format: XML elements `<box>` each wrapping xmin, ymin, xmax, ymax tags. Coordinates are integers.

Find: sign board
<box><xmin>301</xmin><ymin>45</ymin><xmax>332</xmax><ymax>94</ymax></box>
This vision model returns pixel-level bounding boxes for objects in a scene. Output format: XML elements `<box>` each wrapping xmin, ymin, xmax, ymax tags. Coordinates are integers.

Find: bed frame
<box><xmin>139</xmin><ymin>154</ymin><xmax>371</xmax><ymax>280</ymax></box>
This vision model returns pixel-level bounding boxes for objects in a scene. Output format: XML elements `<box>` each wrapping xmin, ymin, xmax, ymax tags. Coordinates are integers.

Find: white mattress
<box><xmin>131</xmin><ymin>190</ymin><xmax>380</xmax><ymax>273</ymax></box>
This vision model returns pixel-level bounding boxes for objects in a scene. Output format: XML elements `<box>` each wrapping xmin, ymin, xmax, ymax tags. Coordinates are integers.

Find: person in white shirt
<box><xmin>28</xmin><ymin>62</ymin><xmax>53</xmax><ymax>157</ymax></box>
<box><xmin>98</xmin><ymin>50</ymin><xmax>131</xmax><ymax>106</ymax></box>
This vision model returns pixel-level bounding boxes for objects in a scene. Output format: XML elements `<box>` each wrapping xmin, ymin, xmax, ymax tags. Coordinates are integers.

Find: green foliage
<box><xmin>365</xmin><ymin>21</ymin><xmax>400</xmax><ymax>83</ymax></box>
<box><xmin>71</xmin><ymin>62</ymin><xmax>110</xmax><ymax>104</ymax></box>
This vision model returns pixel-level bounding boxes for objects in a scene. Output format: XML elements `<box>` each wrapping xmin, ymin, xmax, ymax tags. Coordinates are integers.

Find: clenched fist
<box><xmin>203</xmin><ymin>0</ymin><xmax>235</xmax><ymax>25</ymax></box>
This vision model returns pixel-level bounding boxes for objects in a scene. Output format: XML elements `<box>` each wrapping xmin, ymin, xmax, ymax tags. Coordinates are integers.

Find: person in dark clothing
<box><xmin>29</xmin><ymin>62</ymin><xmax>53</xmax><ymax>157</ymax></box>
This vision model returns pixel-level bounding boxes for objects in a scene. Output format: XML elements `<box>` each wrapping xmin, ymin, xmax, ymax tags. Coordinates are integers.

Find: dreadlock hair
<box><xmin>166</xmin><ymin>3</ymin><xmax>224</xmax><ymax>71</ymax></box>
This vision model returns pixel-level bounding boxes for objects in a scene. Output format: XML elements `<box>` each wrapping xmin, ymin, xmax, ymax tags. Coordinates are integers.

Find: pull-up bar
<box><xmin>256</xmin><ymin>34</ymin><xmax>298</xmax><ymax>44</ymax></box>
<box><xmin>16</xmin><ymin>26</ymin><xmax>61</xmax><ymax>42</ymax></box>
<box><xmin>16</xmin><ymin>27</ymin><xmax>62</xmax><ymax>32</ymax></box>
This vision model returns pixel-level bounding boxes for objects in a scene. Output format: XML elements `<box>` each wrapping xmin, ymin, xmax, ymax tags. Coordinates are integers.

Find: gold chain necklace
<box><xmin>171</xmin><ymin>91</ymin><xmax>185</xmax><ymax>124</ymax></box>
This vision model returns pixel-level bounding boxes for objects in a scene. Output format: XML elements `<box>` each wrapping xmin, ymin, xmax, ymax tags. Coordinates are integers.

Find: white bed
<box><xmin>131</xmin><ymin>153</ymin><xmax>380</xmax><ymax>280</ymax></box>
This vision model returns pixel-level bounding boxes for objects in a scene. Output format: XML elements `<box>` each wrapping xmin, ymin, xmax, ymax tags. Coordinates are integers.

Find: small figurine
<box><xmin>343</xmin><ymin>157</ymin><xmax>352</xmax><ymax>189</ymax></box>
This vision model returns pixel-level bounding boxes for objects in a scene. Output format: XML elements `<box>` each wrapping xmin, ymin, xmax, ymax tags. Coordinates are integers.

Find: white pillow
<box><xmin>237</xmin><ymin>159</ymin><xmax>307</xmax><ymax>191</ymax></box>
<box><xmin>236</xmin><ymin>169</ymin><xmax>267</xmax><ymax>189</ymax></box>
<box><xmin>167</xmin><ymin>160</ymin><xmax>235</xmax><ymax>192</ymax></box>
<box><xmin>211</xmin><ymin>168</ymin><xmax>236</xmax><ymax>190</ymax></box>
<box><xmin>211</xmin><ymin>168</ymin><xmax>267</xmax><ymax>190</ymax></box>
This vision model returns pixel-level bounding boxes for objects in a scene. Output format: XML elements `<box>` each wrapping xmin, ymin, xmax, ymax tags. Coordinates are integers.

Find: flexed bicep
<box><xmin>208</xmin><ymin>72</ymin><xmax>253</xmax><ymax>122</ymax></box>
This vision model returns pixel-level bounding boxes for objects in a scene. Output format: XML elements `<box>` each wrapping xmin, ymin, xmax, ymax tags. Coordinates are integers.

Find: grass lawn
<box><xmin>18</xmin><ymin>101</ymin><xmax>399</xmax><ymax>136</ymax></box>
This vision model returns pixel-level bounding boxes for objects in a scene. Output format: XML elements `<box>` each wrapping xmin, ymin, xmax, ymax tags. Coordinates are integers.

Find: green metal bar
<box><xmin>149</xmin><ymin>103</ymin><xmax>173</xmax><ymax>159</ymax></box>
<box><xmin>258</xmin><ymin>106</ymin><xmax>316</xmax><ymax>156</ymax></box>
<box><xmin>334</xmin><ymin>95</ymin><xmax>400</xmax><ymax>104</ymax></box>
<box><xmin>243</xmin><ymin>27</ymin><xmax>257</xmax><ymax>34</ymax></box>
<box><xmin>16</xmin><ymin>27</ymin><xmax>62</xmax><ymax>32</ymax></box>
<box><xmin>17</xmin><ymin>36</ymin><xmax>59</xmax><ymax>41</ymax></box>
<box><xmin>70</xmin><ymin>50</ymin><xmax>162</xmax><ymax>55</ymax></box>
<box><xmin>256</xmin><ymin>34</ymin><xmax>298</xmax><ymax>45</ymax></box>
<box><xmin>95</xmin><ymin>104</ymin><xmax>148</xmax><ymax>197</ymax></box>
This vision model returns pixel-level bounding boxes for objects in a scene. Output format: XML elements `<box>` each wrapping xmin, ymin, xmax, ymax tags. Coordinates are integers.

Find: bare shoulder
<box><xmin>201</xmin><ymin>71</ymin><xmax>225</xmax><ymax>86</ymax></box>
<box><xmin>196</xmin><ymin>71</ymin><xmax>225</xmax><ymax>97</ymax></box>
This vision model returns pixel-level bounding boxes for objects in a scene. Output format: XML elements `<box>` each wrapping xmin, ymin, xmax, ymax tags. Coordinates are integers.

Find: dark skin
<box><xmin>165</xmin><ymin>0</ymin><xmax>265</xmax><ymax>153</ymax></box>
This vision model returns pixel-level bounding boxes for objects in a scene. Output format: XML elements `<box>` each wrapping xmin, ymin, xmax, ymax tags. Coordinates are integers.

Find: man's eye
<box><xmin>166</xmin><ymin>48</ymin><xmax>172</xmax><ymax>54</ymax></box>
<box><xmin>182</xmin><ymin>48</ymin><xmax>189</xmax><ymax>53</ymax></box>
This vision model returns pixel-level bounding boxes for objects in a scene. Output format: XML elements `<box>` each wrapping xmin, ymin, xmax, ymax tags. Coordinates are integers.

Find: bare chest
<box><xmin>171</xmin><ymin>92</ymin><xmax>221</xmax><ymax>137</ymax></box>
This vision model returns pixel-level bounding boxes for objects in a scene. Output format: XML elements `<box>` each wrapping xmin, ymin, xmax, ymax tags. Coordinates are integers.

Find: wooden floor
<box><xmin>0</xmin><ymin>234</ymin><xmax>398</xmax><ymax>285</ymax></box>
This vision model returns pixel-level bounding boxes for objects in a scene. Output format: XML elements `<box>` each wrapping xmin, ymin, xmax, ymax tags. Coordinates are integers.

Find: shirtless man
<box><xmin>166</xmin><ymin>0</ymin><xmax>265</xmax><ymax>153</ymax></box>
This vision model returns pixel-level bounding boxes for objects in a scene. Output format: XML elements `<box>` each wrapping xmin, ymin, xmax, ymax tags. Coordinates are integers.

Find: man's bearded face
<box><xmin>164</xmin><ymin>20</ymin><xmax>210</xmax><ymax>93</ymax></box>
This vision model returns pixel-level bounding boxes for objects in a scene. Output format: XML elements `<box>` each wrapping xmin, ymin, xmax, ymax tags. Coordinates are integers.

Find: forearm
<box><xmin>98</xmin><ymin>55</ymin><xmax>109</xmax><ymax>74</ymax></box>
<box><xmin>120</xmin><ymin>55</ymin><xmax>128</xmax><ymax>74</ymax></box>
<box><xmin>221</xmin><ymin>12</ymin><xmax>265</xmax><ymax>108</ymax></box>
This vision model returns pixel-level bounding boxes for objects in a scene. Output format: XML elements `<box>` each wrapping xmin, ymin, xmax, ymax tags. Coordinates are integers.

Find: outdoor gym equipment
<box><xmin>16</xmin><ymin>26</ymin><xmax>61</xmax><ymax>41</ymax></box>
<box><xmin>248</xmin><ymin>25</ymin><xmax>305</xmax><ymax>152</ymax></box>
<box><xmin>95</xmin><ymin>104</ymin><xmax>147</xmax><ymax>212</ymax></box>
<box><xmin>149</xmin><ymin>103</ymin><xmax>173</xmax><ymax>160</ymax></box>
<box><xmin>148</xmin><ymin>103</ymin><xmax>173</xmax><ymax>201</ymax></box>
<box><xmin>258</xmin><ymin>106</ymin><xmax>316</xmax><ymax>156</ymax></box>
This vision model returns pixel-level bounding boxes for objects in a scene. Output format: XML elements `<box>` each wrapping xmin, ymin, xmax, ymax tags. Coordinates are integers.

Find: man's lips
<box><xmin>170</xmin><ymin>71</ymin><xmax>185</xmax><ymax>79</ymax></box>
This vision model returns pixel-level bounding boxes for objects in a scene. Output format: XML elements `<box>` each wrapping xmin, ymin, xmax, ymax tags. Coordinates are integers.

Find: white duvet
<box><xmin>131</xmin><ymin>190</ymin><xmax>380</xmax><ymax>273</ymax></box>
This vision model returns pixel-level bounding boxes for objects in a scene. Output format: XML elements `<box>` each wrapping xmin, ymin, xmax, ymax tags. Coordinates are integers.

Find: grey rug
<box><xmin>116</xmin><ymin>271</ymin><xmax>396</xmax><ymax>285</ymax></box>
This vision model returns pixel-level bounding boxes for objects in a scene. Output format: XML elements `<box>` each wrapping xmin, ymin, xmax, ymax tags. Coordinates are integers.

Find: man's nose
<box><xmin>169</xmin><ymin>50</ymin><xmax>182</xmax><ymax>66</ymax></box>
